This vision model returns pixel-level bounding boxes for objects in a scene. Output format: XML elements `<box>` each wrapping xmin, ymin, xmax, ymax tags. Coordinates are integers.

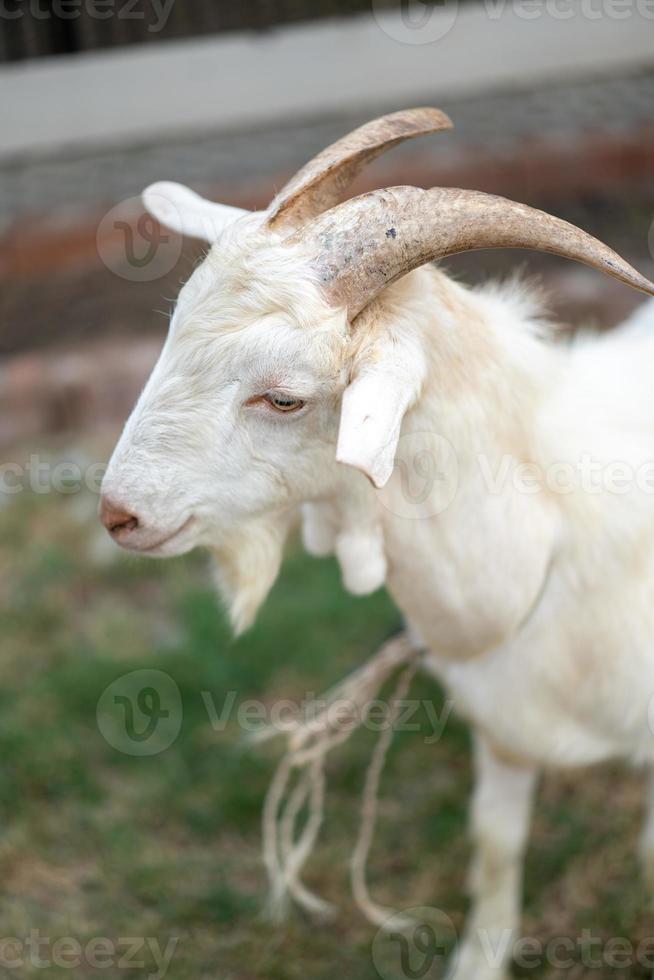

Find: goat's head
<box><xmin>101</xmin><ymin>107</ymin><xmax>654</xmax><ymax>630</ymax></box>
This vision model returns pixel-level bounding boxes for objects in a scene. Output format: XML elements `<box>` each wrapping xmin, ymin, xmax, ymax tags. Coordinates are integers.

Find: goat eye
<box><xmin>265</xmin><ymin>393</ymin><xmax>305</xmax><ymax>413</ymax></box>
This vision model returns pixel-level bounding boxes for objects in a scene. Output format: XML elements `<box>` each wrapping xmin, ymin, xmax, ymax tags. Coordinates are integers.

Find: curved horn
<box><xmin>267</xmin><ymin>108</ymin><xmax>452</xmax><ymax>230</ymax></box>
<box><xmin>294</xmin><ymin>186</ymin><xmax>654</xmax><ymax>319</ymax></box>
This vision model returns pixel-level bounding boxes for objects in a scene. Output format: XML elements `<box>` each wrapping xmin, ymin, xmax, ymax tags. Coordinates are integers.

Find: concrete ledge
<box><xmin>2</xmin><ymin>1</ymin><xmax>654</xmax><ymax>160</ymax></box>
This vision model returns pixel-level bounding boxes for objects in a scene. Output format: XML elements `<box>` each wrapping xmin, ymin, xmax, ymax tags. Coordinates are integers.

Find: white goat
<box><xmin>101</xmin><ymin>108</ymin><xmax>654</xmax><ymax>979</ymax></box>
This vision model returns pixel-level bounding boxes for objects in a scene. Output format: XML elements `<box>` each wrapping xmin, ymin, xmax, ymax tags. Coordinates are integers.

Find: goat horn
<box><xmin>267</xmin><ymin>108</ymin><xmax>452</xmax><ymax>230</ymax></box>
<box><xmin>294</xmin><ymin>186</ymin><xmax>654</xmax><ymax>319</ymax></box>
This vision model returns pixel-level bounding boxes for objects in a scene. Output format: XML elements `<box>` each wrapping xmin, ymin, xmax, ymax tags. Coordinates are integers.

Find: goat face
<box><xmin>101</xmin><ymin>197</ymin><xmax>349</xmax><ymax>573</ymax></box>
<box><xmin>101</xmin><ymin>111</ymin><xmax>654</xmax><ymax>630</ymax></box>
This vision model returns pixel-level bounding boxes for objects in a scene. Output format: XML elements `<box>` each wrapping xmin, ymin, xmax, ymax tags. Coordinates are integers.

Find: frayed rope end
<box><xmin>255</xmin><ymin>631</ymin><xmax>423</xmax><ymax>928</ymax></box>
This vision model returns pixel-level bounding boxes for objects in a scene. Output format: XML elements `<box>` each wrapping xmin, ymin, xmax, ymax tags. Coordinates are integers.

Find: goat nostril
<box><xmin>100</xmin><ymin>498</ymin><xmax>140</xmax><ymax>536</ymax></box>
<box><xmin>109</xmin><ymin>514</ymin><xmax>139</xmax><ymax>534</ymax></box>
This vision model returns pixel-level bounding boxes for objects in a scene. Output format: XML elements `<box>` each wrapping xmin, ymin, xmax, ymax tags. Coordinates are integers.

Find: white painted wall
<box><xmin>1</xmin><ymin>1</ymin><xmax>653</xmax><ymax>159</ymax></box>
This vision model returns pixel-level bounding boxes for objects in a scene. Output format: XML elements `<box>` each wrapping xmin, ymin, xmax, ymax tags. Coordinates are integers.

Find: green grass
<box><xmin>0</xmin><ymin>487</ymin><xmax>651</xmax><ymax>978</ymax></box>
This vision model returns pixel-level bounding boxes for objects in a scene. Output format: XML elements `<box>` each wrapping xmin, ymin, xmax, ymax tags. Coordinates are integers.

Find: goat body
<box><xmin>345</xmin><ymin>272</ymin><xmax>654</xmax><ymax>979</ymax></box>
<box><xmin>378</xmin><ymin>269</ymin><xmax>654</xmax><ymax>769</ymax></box>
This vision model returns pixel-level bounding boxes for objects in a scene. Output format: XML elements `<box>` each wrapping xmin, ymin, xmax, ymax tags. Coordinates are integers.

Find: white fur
<box><xmin>102</xmin><ymin>183</ymin><xmax>654</xmax><ymax>975</ymax></box>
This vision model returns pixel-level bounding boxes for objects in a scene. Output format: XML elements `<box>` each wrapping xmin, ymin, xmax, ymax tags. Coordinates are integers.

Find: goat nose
<box><xmin>100</xmin><ymin>497</ymin><xmax>140</xmax><ymax>536</ymax></box>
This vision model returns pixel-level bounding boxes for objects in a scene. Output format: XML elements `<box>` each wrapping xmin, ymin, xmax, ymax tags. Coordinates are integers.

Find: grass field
<box><xmin>1</xmin><ymin>475</ymin><xmax>653</xmax><ymax>979</ymax></box>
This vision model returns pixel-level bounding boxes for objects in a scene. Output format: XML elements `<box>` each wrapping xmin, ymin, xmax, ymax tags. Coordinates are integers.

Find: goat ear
<box><xmin>142</xmin><ymin>181</ymin><xmax>249</xmax><ymax>242</ymax></box>
<box><xmin>336</xmin><ymin>340</ymin><xmax>424</xmax><ymax>489</ymax></box>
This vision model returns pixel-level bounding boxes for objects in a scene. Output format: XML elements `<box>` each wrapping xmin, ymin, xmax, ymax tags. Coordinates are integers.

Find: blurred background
<box><xmin>1</xmin><ymin>3</ymin><xmax>654</xmax><ymax>977</ymax></box>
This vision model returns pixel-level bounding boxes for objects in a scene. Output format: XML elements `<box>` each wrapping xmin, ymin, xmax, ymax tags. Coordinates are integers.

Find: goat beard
<box><xmin>210</xmin><ymin>508</ymin><xmax>296</xmax><ymax>635</ymax></box>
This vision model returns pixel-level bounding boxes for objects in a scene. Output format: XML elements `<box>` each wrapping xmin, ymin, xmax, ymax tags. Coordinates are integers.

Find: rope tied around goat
<box><xmin>252</xmin><ymin>631</ymin><xmax>422</xmax><ymax>927</ymax></box>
